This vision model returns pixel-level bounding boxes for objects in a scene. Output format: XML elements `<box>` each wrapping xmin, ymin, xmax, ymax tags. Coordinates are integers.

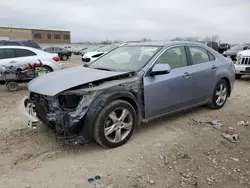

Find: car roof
<box><xmin>124</xmin><ymin>41</ymin><xmax>208</xmax><ymax>49</ymax></box>
<box><xmin>0</xmin><ymin>45</ymin><xmax>44</xmax><ymax>54</ymax></box>
<box><xmin>0</xmin><ymin>45</ymin><xmax>37</xmax><ymax>50</ymax></box>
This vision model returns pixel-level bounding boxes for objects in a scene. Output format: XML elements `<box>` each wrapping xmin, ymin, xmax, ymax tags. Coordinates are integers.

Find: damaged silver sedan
<box><xmin>20</xmin><ymin>41</ymin><xmax>235</xmax><ymax>148</ymax></box>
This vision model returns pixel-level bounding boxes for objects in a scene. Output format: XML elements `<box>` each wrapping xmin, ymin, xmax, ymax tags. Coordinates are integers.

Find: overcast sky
<box><xmin>0</xmin><ymin>0</ymin><xmax>250</xmax><ymax>43</ymax></box>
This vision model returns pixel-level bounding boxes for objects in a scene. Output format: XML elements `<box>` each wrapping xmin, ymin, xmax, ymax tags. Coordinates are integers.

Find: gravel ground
<box><xmin>0</xmin><ymin>56</ymin><xmax>249</xmax><ymax>188</ymax></box>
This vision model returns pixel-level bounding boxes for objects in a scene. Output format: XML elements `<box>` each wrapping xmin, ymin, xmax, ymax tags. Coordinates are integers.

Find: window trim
<box><xmin>144</xmin><ymin>45</ymin><xmax>189</xmax><ymax>77</ymax></box>
<box><xmin>208</xmin><ymin>51</ymin><xmax>216</xmax><ymax>61</ymax></box>
<box><xmin>187</xmin><ymin>46</ymin><xmax>213</xmax><ymax>65</ymax></box>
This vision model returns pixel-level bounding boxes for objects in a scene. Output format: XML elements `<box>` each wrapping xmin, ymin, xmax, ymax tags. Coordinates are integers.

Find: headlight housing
<box><xmin>236</xmin><ymin>54</ymin><xmax>242</xmax><ymax>63</ymax></box>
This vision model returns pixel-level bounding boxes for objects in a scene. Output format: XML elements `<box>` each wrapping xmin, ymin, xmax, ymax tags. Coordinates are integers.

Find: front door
<box><xmin>143</xmin><ymin>46</ymin><xmax>193</xmax><ymax>119</ymax></box>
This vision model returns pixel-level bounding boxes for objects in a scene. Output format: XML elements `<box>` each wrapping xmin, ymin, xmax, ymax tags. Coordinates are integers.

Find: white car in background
<box><xmin>0</xmin><ymin>46</ymin><xmax>63</xmax><ymax>72</ymax></box>
<box><xmin>81</xmin><ymin>44</ymin><xmax>123</xmax><ymax>64</ymax></box>
<box><xmin>235</xmin><ymin>48</ymin><xmax>250</xmax><ymax>79</ymax></box>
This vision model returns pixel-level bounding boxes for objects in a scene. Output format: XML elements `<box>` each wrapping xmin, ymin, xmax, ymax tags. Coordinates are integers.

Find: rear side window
<box><xmin>189</xmin><ymin>47</ymin><xmax>210</xmax><ymax>65</ymax></box>
<box><xmin>14</xmin><ymin>49</ymin><xmax>36</xmax><ymax>58</ymax></box>
<box><xmin>4</xmin><ymin>41</ymin><xmax>20</xmax><ymax>46</ymax></box>
<box><xmin>208</xmin><ymin>52</ymin><xmax>216</xmax><ymax>61</ymax></box>
<box><xmin>0</xmin><ymin>48</ymin><xmax>14</xmax><ymax>59</ymax></box>
<box><xmin>22</xmin><ymin>41</ymin><xmax>41</xmax><ymax>49</ymax></box>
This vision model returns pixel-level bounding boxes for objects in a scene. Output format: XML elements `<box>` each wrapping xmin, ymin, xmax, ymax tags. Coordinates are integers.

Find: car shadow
<box><xmin>59</xmin><ymin>106</ymin><xmax>208</xmax><ymax>154</ymax></box>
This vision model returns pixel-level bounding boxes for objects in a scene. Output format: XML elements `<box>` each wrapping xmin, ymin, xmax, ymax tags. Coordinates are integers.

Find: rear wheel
<box><xmin>6</xmin><ymin>81</ymin><xmax>19</xmax><ymax>92</ymax></box>
<box><xmin>235</xmin><ymin>74</ymin><xmax>242</xmax><ymax>79</ymax></box>
<box><xmin>209</xmin><ymin>79</ymin><xmax>229</xmax><ymax>109</ymax></box>
<box><xmin>93</xmin><ymin>100</ymin><xmax>137</xmax><ymax>148</ymax></box>
<box><xmin>61</xmin><ymin>54</ymin><xmax>68</xmax><ymax>61</ymax></box>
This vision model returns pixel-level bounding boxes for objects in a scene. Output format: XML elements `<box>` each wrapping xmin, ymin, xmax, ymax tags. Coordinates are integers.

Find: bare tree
<box><xmin>211</xmin><ymin>34</ymin><xmax>220</xmax><ymax>42</ymax></box>
<box><xmin>172</xmin><ymin>36</ymin><xmax>199</xmax><ymax>42</ymax></box>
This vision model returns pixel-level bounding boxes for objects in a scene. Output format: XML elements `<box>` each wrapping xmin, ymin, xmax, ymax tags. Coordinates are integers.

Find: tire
<box><xmin>61</xmin><ymin>54</ymin><xmax>68</xmax><ymax>61</ymax></box>
<box><xmin>235</xmin><ymin>74</ymin><xmax>242</xmax><ymax>79</ymax></box>
<box><xmin>209</xmin><ymin>79</ymin><xmax>229</xmax><ymax>109</ymax></box>
<box><xmin>93</xmin><ymin>100</ymin><xmax>137</xmax><ymax>148</ymax></box>
<box><xmin>6</xmin><ymin>81</ymin><xmax>19</xmax><ymax>92</ymax></box>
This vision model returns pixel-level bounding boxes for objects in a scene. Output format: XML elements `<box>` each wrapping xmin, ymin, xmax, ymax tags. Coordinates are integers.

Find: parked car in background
<box><xmin>73</xmin><ymin>47</ymin><xmax>88</xmax><ymax>55</ymax></box>
<box><xmin>234</xmin><ymin>49</ymin><xmax>250</xmax><ymax>79</ymax></box>
<box><xmin>20</xmin><ymin>41</ymin><xmax>235</xmax><ymax>148</ymax></box>
<box><xmin>80</xmin><ymin>45</ymin><xmax>103</xmax><ymax>56</ymax></box>
<box><xmin>0</xmin><ymin>40</ymin><xmax>42</xmax><ymax>50</ymax></box>
<box><xmin>63</xmin><ymin>45</ymin><xmax>72</xmax><ymax>52</ymax></box>
<box><xmin>81</xmin><ymin>43</ymin><xmax>122</xmax><ymax>64</ymax></box>
<box><xmin>218</xmin><ymin>43</ymin><xmax>231</xmax><ymax>54</ymax></box>
<box><xmin>43</xmin><ymin>47</ymin><xmax>72</xmax><ymax>61</ymax></box>
<box><xmin>200</xmin><ymin>41</ymin><xmax>219</xmax><ymax>52</ymax></box>
<box><xmin>223</xmin><ymin>44</ymin><xmax>250</xmax><ymax>62</ymax></box>
<box><xmin>0</xmin><ymin>46</ymin><xmax>63</xmax><ymax>72</ymax></box>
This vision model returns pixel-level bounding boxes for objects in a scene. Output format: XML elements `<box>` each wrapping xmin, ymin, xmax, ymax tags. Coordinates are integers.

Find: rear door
<box><xmin>0</xmin><ymin>48</ymin><xmax>15</xmax><ymax>66</ymax></box>
<box><xmin>143</xmin><ymin>46</ymin><xmax>194</xmax><ymax>119</ymax></box>
<box><xmin>186</xmin><ymin>46</ymin><xmax>216</xmax><ymax>104</ymax></box>
<box><xmin>13</xmin><ymin>48</ymin><xmax>38</xmax><ymax>66</ymax></box>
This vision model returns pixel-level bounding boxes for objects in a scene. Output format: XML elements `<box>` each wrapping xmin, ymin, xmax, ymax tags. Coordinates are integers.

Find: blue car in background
<box><xmin>20</xmin><ymin>41</ymin><xmax>235</xmax><ymax>148</ymax></box>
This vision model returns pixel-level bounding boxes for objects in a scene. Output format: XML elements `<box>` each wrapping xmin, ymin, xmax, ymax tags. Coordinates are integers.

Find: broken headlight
<box><xmin>58</xmin><ymin>95</ymin><xmax>82</xmax><ymax>109</ymax></box>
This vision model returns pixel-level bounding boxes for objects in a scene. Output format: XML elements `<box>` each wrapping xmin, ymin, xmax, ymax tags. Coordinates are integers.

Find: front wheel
<box><xmin>93</xmin><ymin>100</ymin><xmax>137</xmax><ymax>148</ymax></box>
<box><xmin>209</xmin><ymin>79</ymin><xmax>229</xmax><ymax>109</ymax></box>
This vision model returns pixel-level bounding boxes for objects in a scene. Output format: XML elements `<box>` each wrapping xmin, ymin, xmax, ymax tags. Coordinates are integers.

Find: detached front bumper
<box><xmin>18</xmin><ymin>96</ymin><xmax>38</xmax><ymax>129</ymax></box>
<box><xmin>18</xmin><ymin>95</ymin><xmax>90</xmax><ymax>145</ymax></box>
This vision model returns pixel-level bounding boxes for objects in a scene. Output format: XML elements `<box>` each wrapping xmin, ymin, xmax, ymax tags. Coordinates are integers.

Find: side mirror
<box><xmin>243</xmin><ymin>47</ymin><xmax>248</xmax><ymax>50</ymax></box>
<box><xmin>151</xmin><ymin>64</ymin><xmax>171</xmax><ymax>76</ymax></box>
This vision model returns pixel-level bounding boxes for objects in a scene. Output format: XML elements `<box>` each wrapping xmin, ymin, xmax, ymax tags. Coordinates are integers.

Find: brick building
<box><xmin>0</xmin><ymin>27</ymin><xmax>71</xmax><ymax>44</ymax></box>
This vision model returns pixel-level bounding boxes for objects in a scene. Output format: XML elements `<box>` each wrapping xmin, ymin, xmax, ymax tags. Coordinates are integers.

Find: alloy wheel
<box><xmin>104</xmin><ymin>108</ymin><xmax>133</xmax><ymax>143</ymax></box>
<box><xmin>215</xmin><ymin>83</ymin><xmax>227</xmax><ymax>106</ymax></box>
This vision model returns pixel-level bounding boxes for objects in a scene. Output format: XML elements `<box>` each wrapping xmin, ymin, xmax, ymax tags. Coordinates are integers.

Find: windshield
<box><xmin>89</xmin><ymin>46</ymin><xmax>162</xmax><ymax>71</ymax></box>
<box><xmin>96</xmin><ymin>44</ymin><xmax>119</xmax><ymax>52</ymax></box>
<box><xmin>230</xmin><ymin>44</ymin><xmax>244</xmax><ymax>50</ymax></box>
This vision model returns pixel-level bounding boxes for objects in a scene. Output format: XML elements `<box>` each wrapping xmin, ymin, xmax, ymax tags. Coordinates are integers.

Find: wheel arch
<box><xmin>82</xmin><ymin>87</ymin><xmax>142</xmax><ymax>141</ymax></box>
<box><xmin>220</xmin><ymin>77</ymin><xmax>231</xmax><ymax>97</ymax></box>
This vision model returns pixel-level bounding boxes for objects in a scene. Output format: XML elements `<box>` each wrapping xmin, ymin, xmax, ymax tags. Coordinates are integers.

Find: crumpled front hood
<box><xmin>238</xmin><ymin>50</ymin><xmax>250</xmax><ymax>57</ymax></box>
<box><xmin>28</xmin><ymin>66</ymin><xmax>130</xmax><ymax>96</ymax></box>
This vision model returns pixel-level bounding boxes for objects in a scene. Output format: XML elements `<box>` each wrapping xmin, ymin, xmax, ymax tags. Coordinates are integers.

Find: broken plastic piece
<box><xmin>210</xmin><ymin>120</ymin><xmax>223</xmax><ymax>129</ymax></box>
<box><xmin>95</xmin><ymin>175</ymin><xmax>101</xmax><ymax>180</ymax></box>
<box><xmin>222</xmin><ymin>133</ymin><xmax>239</xmax><ymax>143</ymax></box>
<box><xmin>88</xmin><ymin>178</ymin><xmax>94</xmax><ymax>183</ymax></box>
<box><xmin>192</xmin><ymin>118</ymin><xmax>208</xmax><ymax>124</ymax></box>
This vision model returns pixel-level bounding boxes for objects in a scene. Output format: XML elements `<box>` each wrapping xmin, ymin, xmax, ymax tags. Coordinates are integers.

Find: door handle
<box><xmin>211</xmin><ymin>65</ymin><xmax>217</xmax><ymax>70</ymax></box>
<box><xmin>183</xmin><ymin>72</ymin><xmax>190</xmax><ymax>78</ymax></box>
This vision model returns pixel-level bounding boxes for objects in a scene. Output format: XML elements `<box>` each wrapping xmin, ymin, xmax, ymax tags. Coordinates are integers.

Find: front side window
<box><xmin>155</xmin><ymin>46</ymin><xmax>187</xmax><ymax>69</ymax></box>
<box><xmin>0</xmin><ymin>49</ymin><xmax>14</xmax><ymax>59</ymax></box>
<box><xmin>189</xmin><ymin>47</ymin><xmax>210</xmax><ymax>64</ymax></box>
<box><xmin>14</xmin><ymin>49</ymin><xmax>36</xmax><ymax>58</ymax></box>
<box><xmin>89</xmin><ymin>46</ymin><xmax>162</xmax><ymax>71</ymax></box>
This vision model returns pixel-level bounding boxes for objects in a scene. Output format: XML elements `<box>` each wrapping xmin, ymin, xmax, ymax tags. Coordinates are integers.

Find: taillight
<box><xmin>52</xmin><ymin>56</ymin><xmax>60</xmax><ymax>62</ymax></box>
